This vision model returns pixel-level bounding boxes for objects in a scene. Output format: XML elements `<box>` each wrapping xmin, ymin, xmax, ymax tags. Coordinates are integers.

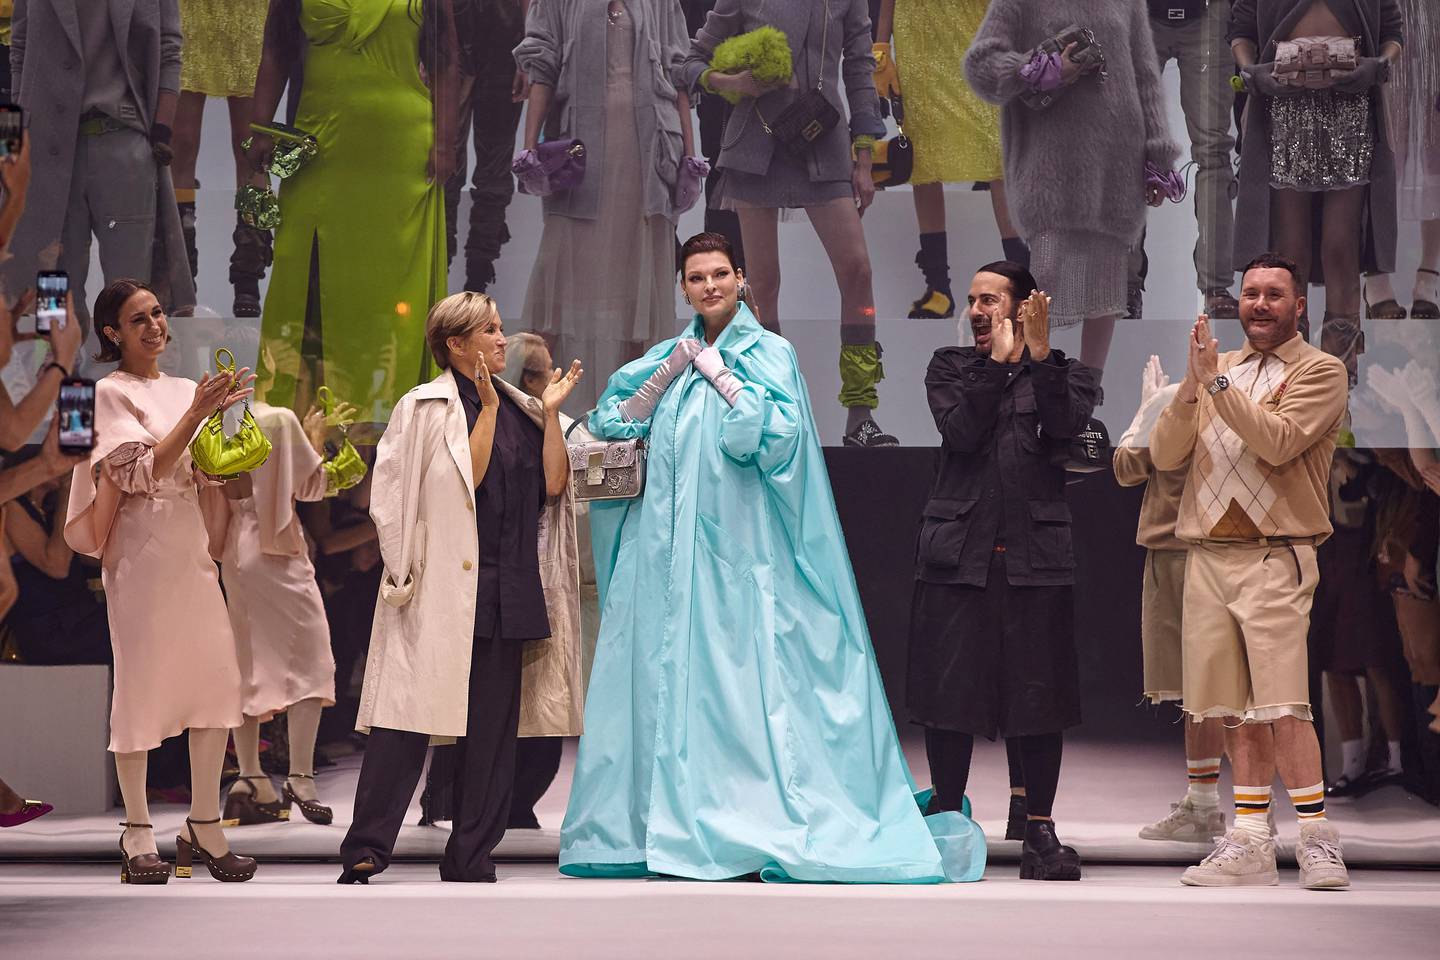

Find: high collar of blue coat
<box><xmin>685</xmin><ymin>301</ymin><xmax>764</xmax><ymax>364</ymax></box>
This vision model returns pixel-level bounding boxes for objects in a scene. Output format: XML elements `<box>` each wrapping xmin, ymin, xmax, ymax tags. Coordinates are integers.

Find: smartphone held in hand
<box><xmin>58</xmin><ymin>377</ymin><xmax>97</xmax><ymax>454</ymax></box>
<box><xmin>36</xmin><ymin>271</ymin><xmax>68</xmax><ymax>335</ymax></box>
<box><xmin>0</xmin><ymin>105</ymin><xmax>22</xmax><ymax>158</ymax></box>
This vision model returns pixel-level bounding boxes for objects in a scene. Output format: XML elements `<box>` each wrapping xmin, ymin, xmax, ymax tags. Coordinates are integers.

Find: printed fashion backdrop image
<box><xmin>0</xmin><ymin>3</ymin><xmax>1438</xmax><ymax>950</ymax></box>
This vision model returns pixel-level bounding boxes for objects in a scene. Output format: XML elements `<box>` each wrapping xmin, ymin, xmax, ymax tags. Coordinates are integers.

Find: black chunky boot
<box><xmin>1020</xmin><ymin>819</ymin><xmax>1082</xmax><ymax>880</ymax></box>
<box><xmin>908</xmin><ymin>232</ymin><xmax>954</xmax><ymax>319</ymax></box>
<box><xmin>1004</xmin><ymin>794</ymin><xmax>1027</xmax><ymax>842</ymax></box>
<box><xmin>178</xmin><ymin>199</ymin><xmax>199</xmax><ymax>281</ymax></box>
<box><xmin>230</xmin><ymin>213</ymin><xmax>274</xmax><ymax>318</ymax></box>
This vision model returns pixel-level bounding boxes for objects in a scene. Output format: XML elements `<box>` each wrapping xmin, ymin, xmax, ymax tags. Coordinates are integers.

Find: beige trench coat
<box><xmin>356</xmin><ymin>371</ymin><xmax>583</xmax><ymax>741</ymax></box>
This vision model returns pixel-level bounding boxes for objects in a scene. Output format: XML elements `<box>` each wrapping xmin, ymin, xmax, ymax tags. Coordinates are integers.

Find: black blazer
<box><xmin>916</xmin><ymin>347</ymin><xmax>1101</xmax><ymax>588</ymax></box>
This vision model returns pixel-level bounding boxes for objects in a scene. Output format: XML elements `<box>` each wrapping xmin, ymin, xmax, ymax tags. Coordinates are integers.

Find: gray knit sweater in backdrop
<box><xmin>964</xmin><ymin>0</ymin><xmax>1180</xmax><ymax>249</ymax></box>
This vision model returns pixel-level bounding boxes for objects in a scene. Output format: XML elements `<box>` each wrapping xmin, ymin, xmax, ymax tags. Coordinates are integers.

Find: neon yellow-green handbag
<box><xmin>317</xmin><ymin>386</ymin><xmax>367</xmax><ymax>495</ymax></box>
<box><xmin>189</xmin><ymin>349</ymin><xmax>272</xmax><ymax>478</ymax></box>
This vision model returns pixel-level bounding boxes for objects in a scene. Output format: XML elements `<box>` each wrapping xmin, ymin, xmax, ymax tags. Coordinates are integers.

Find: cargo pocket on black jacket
<box><xmin>1027</xmin><ymin>499</ymin><xmax>1075</xmax><ymax>571</ymax></box>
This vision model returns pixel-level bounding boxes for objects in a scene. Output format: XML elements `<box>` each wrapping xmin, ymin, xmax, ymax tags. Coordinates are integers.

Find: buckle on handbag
<box><xmin>801</xmin><ymin>119</ymin><xmax>823</xmax><ymax>141</ymax></box>
<box><xmin>585</xmin><ymin>451</ymin><xmax>604</xmax><ymax>487</ymax></box>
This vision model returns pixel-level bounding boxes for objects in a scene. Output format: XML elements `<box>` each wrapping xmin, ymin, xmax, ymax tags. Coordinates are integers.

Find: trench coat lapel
<box><xmin>53</xmin><ymin>0</ymin><xmax>83</xmax><ymax>56</ymax></box>
<box><xmin>413</xmin><ymin>372</ymin><xmax>475</xmax><ymax>494</ymax></box>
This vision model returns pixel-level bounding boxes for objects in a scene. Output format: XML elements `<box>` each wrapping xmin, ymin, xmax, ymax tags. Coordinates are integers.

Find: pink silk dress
<box><xmin>65</xmin><ymin>372</ymin><xmax>244</xmax><ymax>754</ymax></box>
<box><xmin>203</xmin><ymin>403</ymin><xmax>336</xmax><ymax>720</ymax></box>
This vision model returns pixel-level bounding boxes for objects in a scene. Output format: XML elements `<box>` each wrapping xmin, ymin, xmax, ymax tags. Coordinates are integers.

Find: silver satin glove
<box><xmin>693</xmin><ymin>346</ymin><xmax>743</xmax><ymax>407</ymax></box>
<box><xmin>618</xmin><ymin>338</ymin><xmax>705</xmax><ymax>421</ymax></box>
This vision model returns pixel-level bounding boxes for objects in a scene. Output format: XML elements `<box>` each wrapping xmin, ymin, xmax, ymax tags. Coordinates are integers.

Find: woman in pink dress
<box><xmin>204</xmin><ymin>397</ymin><xmax>358</xmax><ymax>828</ymax></box>
<box><xmin>65</xmin><ymin>279</ymin><xmax>260</xmax><ymax>885</ymax></box>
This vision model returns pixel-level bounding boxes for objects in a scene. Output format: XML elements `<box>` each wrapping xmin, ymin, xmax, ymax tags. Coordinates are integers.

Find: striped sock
<box><xmin>1186</xmin><ymin>757</ymin><xmax>1222</xmax><ymax>808</ymax></box>
<box><xmin>1288</xmin><ymin>782</ymin><xmax>1326</xmax><ymax>823</ymax></box>
<box><xmin>1233</xmin><ymin>785</ymin><xmax>1272</xmax><ymax>840</ymax></box>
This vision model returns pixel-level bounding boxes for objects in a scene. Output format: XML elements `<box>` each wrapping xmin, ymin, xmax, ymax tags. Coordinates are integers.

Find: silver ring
<box><xmin>1197</xmin><ymin>344</ymin><xmax>1206</xmax><ymax>352</ymax></box>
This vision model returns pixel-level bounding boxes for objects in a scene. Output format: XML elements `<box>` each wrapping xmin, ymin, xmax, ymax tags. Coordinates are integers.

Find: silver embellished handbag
<box><xmin>565</xmin><ymin>417</ymin><xmax>646</xmax><ymax>502</ymax></box>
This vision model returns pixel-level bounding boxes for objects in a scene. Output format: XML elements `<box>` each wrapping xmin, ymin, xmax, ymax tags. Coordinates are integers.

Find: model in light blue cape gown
<box><xmin>559</xmin><ymin>303</ymin><xmax>985</xmax><ymax>883</ymax></box>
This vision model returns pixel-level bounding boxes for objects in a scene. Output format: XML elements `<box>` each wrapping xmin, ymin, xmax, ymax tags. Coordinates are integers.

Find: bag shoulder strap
<box><xmin>564</xmin><ymin>413</ymin><xmax>593</xmax><ymax>440</ymax></box>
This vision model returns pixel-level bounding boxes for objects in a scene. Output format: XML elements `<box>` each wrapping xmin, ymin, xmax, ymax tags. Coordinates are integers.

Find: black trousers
<box><xmin>339</xmin><ymin>631</ymin><xmax>524</xmax><ymax>881</ymax></box>
<box><xmin>420</xmin><ymin>735</ymin><xmax>562</xmax><ymax>829</ymax></box>
<box><xmin>925</xmin><ymin>727</ymin><xmax>1065</xmax><ymax>819</ymax></box>
<box><xmin>444</xmin><ymin>21</ymin><xmax>525</xmax><ymax>290</ymax></box>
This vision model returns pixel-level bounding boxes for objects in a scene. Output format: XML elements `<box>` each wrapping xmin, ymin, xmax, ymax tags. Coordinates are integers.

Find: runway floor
<box><xmin>3</xmin><ymin>738</ymin><xmax>1438</xmax><ymax>958</ymax></box>
<box><xmin>5</xmin><ymin>738</ymin><xmax>1438</xmax><ymax>866</ymax></box>
<box><xmin>3</xmin><ymin>861</ymin><xmax>1438</xmax><ymax>959</ymax></box>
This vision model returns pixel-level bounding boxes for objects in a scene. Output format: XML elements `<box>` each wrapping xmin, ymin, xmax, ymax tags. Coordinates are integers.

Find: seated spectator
<box><xmin>0</xmin><ymin>511</ymin><xmax>53</xmax><ymax>828</ymax></box>
<box><xmin>1310</xmin><ymin>450</ymin><xmax>1410</xmax><ymax>798</ymax></box>
<box><xmin>1</xmin><ymin>458</ymin><xmax>110</xmax><ymax>664</ymax></box>
<box><xmin>0</xmin><ymin>289</ymin><xmax>83</xmax><ymax>451</ymax></box>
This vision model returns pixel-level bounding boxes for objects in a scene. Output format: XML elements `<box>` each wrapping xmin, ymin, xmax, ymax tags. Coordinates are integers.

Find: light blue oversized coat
<box><xmin>559</xmin><ymin>304</ymin><xmax>985</xmax><ymax>883</ymax></box>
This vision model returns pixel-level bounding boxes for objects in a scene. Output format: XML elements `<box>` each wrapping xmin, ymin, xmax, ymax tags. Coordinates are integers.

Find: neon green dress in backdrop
<box><xmin>259</xmin><ymin>0</ymin><xmax>446</xmax><ymax>427</ymax></box>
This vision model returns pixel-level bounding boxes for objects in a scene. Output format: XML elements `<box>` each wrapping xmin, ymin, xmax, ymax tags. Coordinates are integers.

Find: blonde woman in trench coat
<box><xmin>338</xmin><ymin>292</ymin><xmax>584</xmax><ymax>884</ymax></box>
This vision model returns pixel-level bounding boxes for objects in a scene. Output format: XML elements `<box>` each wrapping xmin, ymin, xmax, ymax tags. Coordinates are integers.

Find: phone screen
<box><xmin>0</xmin><ymin>106</ymin><xmax>21</xmax><ymax>158</ymax></box>
<box><xmin>36</xmin><ymin>271</ymin><xmax>67</xmax><ymax>334</ymax></box>
<box><xmin>58</xmin><ymin>379</ymin><xmax>96</xmax><ymax>453</ymax></box>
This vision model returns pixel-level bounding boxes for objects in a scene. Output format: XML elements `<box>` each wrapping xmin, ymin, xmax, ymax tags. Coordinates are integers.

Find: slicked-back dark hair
<box><xmin>680</xmin><ymin>232</ymin><xmax>738</xmax><ymax>274</ymax></box>
<box><xmin>92</xmin><ymin>279</ymin><xmax>155</xmax><ymax>364</ymax></box>
<box><xmin>975</xmin><ymin>260</ymin><xmax>1037</xmax><ymax>309</ymax></box>
<box><xmin>1241</xmin><ymin>252</ymin><xmax>1303</xmax><ymax>296</ymax></box>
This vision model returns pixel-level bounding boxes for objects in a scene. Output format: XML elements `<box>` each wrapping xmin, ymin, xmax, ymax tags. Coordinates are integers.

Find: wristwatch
<box><xmin>1206</xmin><ymin>375</ymin><xmax>1230</xmax><ymax>396</ymax></box>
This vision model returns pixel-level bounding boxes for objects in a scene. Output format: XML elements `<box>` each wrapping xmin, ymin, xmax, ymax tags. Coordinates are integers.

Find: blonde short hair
<box><xmin>425</xmin><ymin>291</ymin><xmax>498</xmax><ymax>369</ymax></box>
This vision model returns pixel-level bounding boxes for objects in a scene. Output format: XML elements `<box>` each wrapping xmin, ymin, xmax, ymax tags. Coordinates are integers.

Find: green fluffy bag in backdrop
<box><xmin>708</xmin><ymin>27</ymin><xmax>794</xmax><ymax>105</ymax></box>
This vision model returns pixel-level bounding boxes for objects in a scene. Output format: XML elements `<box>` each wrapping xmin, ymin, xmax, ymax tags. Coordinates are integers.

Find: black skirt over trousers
<box><xmin>908</xmin><ymin>551</ymin><xmax>1081</xmax><ymax>818</ymax></box>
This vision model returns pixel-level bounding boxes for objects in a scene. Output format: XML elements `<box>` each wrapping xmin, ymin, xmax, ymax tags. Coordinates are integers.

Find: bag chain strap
<box><xmin>756</xmin><ymin>0</ymin><xmax>829</xmax><ymax>136</ymax></box>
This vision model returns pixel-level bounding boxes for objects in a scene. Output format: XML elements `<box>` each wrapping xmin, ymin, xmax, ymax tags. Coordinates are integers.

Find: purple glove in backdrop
<box><xmin>693</xmin><ymin>346</ymin><xmax>744</xmax><ymax>407</ymax></box>
<box><xmin>674</xmin><ymin>156</ymin><xmax>711</xmax><ymax>215</ymax></box>
<box><xmin>1145</xmin><ymin>162</ymin><xmax>1186</xmax><ymax>203</ymax></box>
<box><xmin>1020</xmin><ymin>52</ymin><xmax>1065</xmax><ymax>92</ymax></box>
<box><xmin>512</xmin><ymin>148</ymin><xmax>549</xmax><ymax>197</ymax></box>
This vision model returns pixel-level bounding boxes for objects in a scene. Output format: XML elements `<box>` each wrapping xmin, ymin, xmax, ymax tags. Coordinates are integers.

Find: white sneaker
<box><xmin>1139</xmin><ymin>798</ymin><xmax>1225</xmax><ymax>842</ymax></box>
<box><xmin>1296</xmin><ymin>821</ymin><xmax>1350</xmax><ymax>890</ymax></box>
<box><xmin>1180</xmin><ymin>829</ymin><xmax>1279</xmax><ymax>886</ymax></box>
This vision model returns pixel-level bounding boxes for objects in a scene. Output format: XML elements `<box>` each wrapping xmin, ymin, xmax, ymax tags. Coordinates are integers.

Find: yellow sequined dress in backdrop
<box><xmin>894</xmin><ymin>0</ymin><xmax>1002</xmax><ymax>184</ymax></box>
<box><xmin>179</xmin><ymin>0</ymin><xmax>269</xmax><ymax>97</ymax></box>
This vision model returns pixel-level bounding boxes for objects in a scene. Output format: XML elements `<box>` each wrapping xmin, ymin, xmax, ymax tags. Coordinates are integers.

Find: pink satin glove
<box><xmin>617</xmin><ymin>338</ymin><xmax>705</xmax><ymax>421</ymax></box>
<box><xmin>693</xmin><ymin>345</ymin><xmax>744</xmax><ymax>407</ymax></box>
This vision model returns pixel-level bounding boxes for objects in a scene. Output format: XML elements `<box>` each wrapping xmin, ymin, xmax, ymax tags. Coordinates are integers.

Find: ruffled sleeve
<box><xmin>104</xmin><ymin>443</ymin><xmax>161</xmax><ymax>496</ymax></box>
<box><xmin>64</xmin><ymin>377</ymin><xmax>167</xmax><ymax>559</ymax></box>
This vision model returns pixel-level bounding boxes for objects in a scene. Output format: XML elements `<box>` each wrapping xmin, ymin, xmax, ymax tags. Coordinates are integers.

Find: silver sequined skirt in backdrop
<box><xmin>1269</xmin><ymin>88</ymin><xmax>1373</xmax><ymax>191</ymax></box>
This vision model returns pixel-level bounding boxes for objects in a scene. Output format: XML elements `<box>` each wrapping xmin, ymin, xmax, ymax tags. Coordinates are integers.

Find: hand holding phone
<box><xmin>35</xmin><ymin>271</ymin><xmax>67</xmax><ymax>335</ymax></box>
<box><xmin>57</xmin><ymin>376</ymin><xmax>96</xmax><ymax>454</ymax></box>
<box><xmin>0</xmin><ymin>105</ymin><xmax>23</xmax><ymax>159</ymax></box>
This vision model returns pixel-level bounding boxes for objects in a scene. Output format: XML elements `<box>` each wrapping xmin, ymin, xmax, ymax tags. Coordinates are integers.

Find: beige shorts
<box><xmin>1181</xmin><ymin>541</ymin><xmax>1318</xmax><ymax>723</ymax></box>
<box><xmin>1141</xmin><ymin>549</ymin><xmax>1188</xmax><ymax>704</ymax></box>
